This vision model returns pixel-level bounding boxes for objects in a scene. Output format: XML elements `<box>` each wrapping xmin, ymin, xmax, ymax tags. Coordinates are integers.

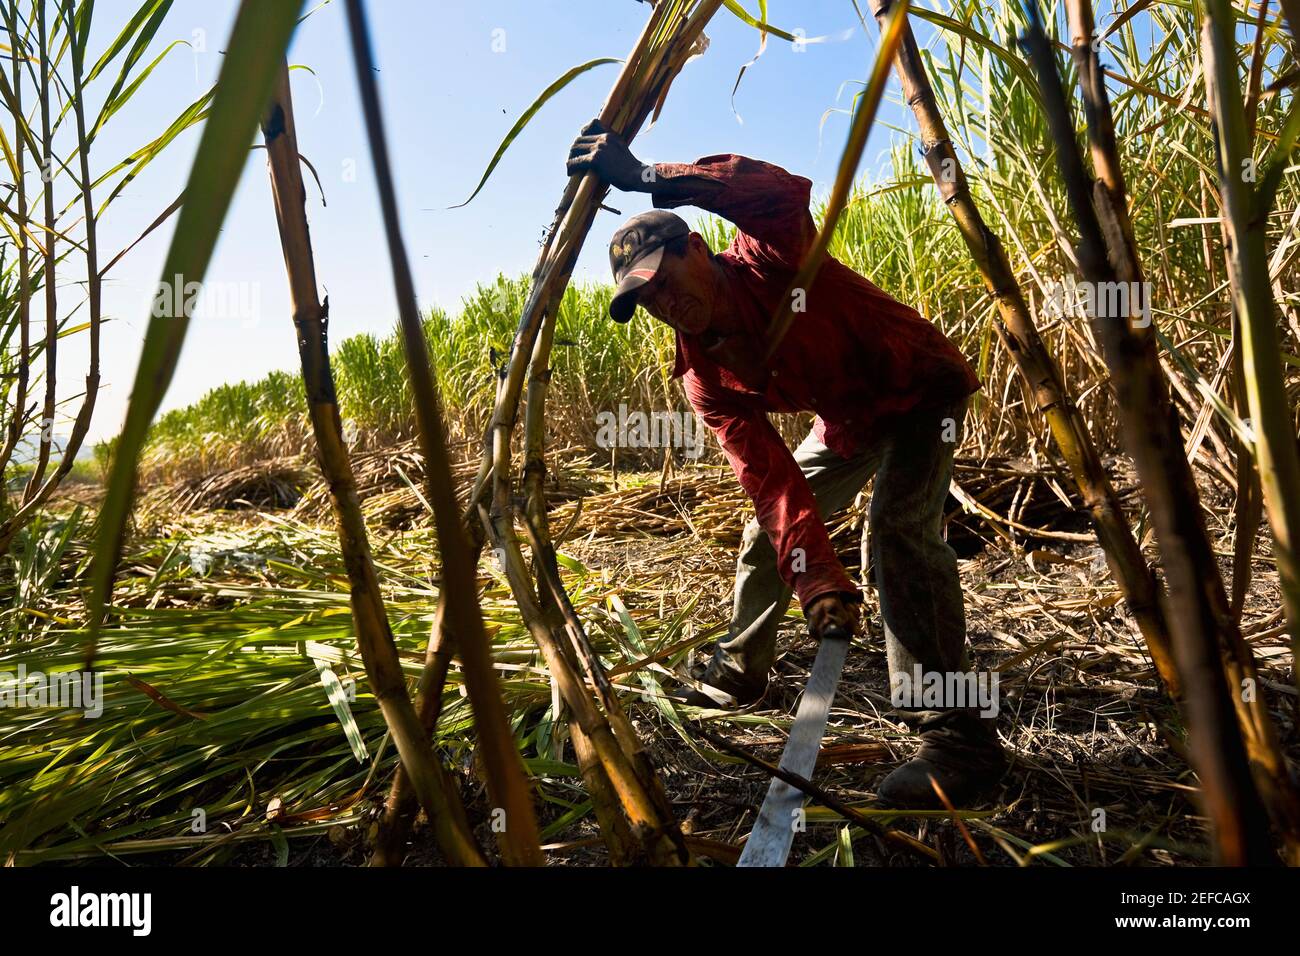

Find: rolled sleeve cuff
<box><xmin>794</xmin><ymin>566</ymin><xmax>861</xmax><ymax>612</ymax></box>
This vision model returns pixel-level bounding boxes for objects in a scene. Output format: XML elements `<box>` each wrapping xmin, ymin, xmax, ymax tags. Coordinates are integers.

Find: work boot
<box><xmin>674</xmin><ymin>659</ymin><xmax>767</xmax><ymax>709</ymax></box>
<box><xmin>876</xmin><ymin>710</ymin><xmax>1006</xmax><ymax>809</ymax></box>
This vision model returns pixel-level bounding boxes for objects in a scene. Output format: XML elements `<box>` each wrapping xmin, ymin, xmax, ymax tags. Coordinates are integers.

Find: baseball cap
<box><xmin>607</xmin><ymin>210</ymin><xmax>691</xmax><ymax>322</ymax></box>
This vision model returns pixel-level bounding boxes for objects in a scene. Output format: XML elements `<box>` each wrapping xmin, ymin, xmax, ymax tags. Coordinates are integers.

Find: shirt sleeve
<box><xmin>682</xmin><ymin>369</ymin><xmax>857</xmax><ymax>610</ymax></box>
<box><xmin>651</xmin><ymin>154</ymin><xmax>816</xmax><ymax>266</ymax></box>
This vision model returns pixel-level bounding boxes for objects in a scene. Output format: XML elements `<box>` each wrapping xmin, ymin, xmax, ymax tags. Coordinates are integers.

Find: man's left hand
<box><xmin>566</xmin><ymin>119</ymin><xmax>652</xmax><ymax>192</ymax></box>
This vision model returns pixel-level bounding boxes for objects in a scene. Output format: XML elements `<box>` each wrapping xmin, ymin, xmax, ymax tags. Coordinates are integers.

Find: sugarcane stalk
<box><xmin>518</xmin><ymin>321</ymin><xmax>642</xmax><ymax>863</ymax></box>
<box><xmin>488</xmin><ymin>0</ymin><xmax>719</xmax><ymax>497</ymax></box>
<box><xmin>519</xmin><ymin>517</ymin><xmax>685</xmax><ymax>847</ymax></box>
<box><xmin>532</xmin><ymin>565</ymin><xmax>643</xmax><ymax>866</ymax></box>
<box><xmin>467</xmin><ymin>0</ymin><xmax>721</xmax><ymax>865</ymax></box>
<box><xmin>370</xmin><ymin>507</ymin><xmax>488</xmax><ymax>866</ymax></box>
<box><xmin>260</xmin><ymin>61</ymin><xmax>486</xmax><ymax>868</ymax></box>
<box><xmin>868</xmin><ymin>0</ymin><xmax>1179</xmax><ymax>695</ymax></box>
<box><xmin>1213</xmin><ymin>52</ymin><xmax>1263</xmax><ymax>623</ymax></box>
<box><xmin>1024</xmin><ymin>0</ymin><xmax>1279</xmax><ymax>865</ymax></box>
<box><xmin>345</xmin><ymin>0</ymin><xmax>544</xmax><ymax>867</ymax></box>
<box><xmin>22</xmin><ymin>0</ymin><xmax>56</xmax><ymax>502</ymax></box>
<box><xmin>1068</xmin><ymin>0</ymin><xmax>1300</xmax><ymax>860</ymax></box>
<box><xmin>0</xmin><ymin>1</ymin><xmax>30</xmax><ymax>482</ymax></box>
<box><xmin>483</xmin><ymin>507</ymin><xmax>687</xmax><ymax>865</ymax></box>
<box><xmin>370</xmin><ymin>597</ymin><xmax>455</xmax><ymax>866</ymax></box>
<box><xmin>567</xmin><ymin>718</ymin><xmax>639</xmax><ymax>865</ymax></box>
<box><xmin>1201</xmin><ymin>0</ymin><xmax>1300</xmax><ymax>687</ymax></box>
<box><xmin>516</xmin><ymin>311</ymin><xmax>644</xmax><ymax>861</ymax></box>
<box><xmin>1228</xmin><ymin>352</ymin><xmax>1263</xmax><ymax>620</ymax></box>
<box><xmin>0</xmin><ymin>0</ymin><xmax>104</xmax><ymax>554</ymax></box>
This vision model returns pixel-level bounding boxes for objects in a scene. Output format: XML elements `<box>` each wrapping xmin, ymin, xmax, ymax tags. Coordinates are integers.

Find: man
<box><xmin>567</xmin><ymin>121</ymin><xmax>1006</xmax><ymax>807</ymax></box>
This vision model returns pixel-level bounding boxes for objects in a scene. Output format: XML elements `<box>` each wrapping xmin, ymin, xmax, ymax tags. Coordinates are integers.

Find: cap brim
<box><xmin>608</xmin><ymin>245</ymin><xmax>665</xmax><ymax>323</ymax></box>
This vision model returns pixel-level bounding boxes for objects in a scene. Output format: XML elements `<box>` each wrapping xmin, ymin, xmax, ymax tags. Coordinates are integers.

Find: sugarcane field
<box><xmin>1</xmin><ymin>0</ymin><xmax>1300</xmax><ymax>929</ymax></box>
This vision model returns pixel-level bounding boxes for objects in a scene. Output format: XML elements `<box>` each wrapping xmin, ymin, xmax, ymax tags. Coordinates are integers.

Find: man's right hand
<box><xmin>566</xmin><ymin>119</ymin><xmax>653</xmax><ymax>192</ymax></box>
<box><xmin>807</xmin><ymin>593</ymin><xmax>858</xmax><ymax>641</ymax></box>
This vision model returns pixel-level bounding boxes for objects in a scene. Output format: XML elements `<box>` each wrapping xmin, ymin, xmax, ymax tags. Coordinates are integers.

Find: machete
<box><xmin>737</xmin><ymin>626</ymin><xmax>851</xmax><ymax>867</ymax></box>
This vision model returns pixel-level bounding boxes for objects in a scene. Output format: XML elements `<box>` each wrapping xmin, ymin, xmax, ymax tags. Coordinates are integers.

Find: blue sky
<box><xmin>70</xmin><ymin>0</ymin><xmax>926</xmax><ymax>443</ymax></box>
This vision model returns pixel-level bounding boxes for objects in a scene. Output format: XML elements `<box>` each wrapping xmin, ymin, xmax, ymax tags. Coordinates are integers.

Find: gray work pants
<box><xmin>711</xmin><ymin>399</ymin><xmax>969</xmax><ymax>695</ymax></box>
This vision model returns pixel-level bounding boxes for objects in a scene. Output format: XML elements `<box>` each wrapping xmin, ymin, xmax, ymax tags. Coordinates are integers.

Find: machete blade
<box><xmin>737</xmin><ymin>631</ymin><xmax>851</xmax><ymax>867</ymax></box>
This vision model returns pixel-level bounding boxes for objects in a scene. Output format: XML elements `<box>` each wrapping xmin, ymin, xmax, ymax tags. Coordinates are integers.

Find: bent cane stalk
<box><xmin>1022</xmin><ymin>0</ymin><xmax>1277</xmax><ymax>865</ymax></box>
<box><xmin>261</xmin><ymin>61</ymin><xmax>486</xmax><ymax>867</ymax></box>
<box><xmin>1201</xmin><ymin>0</ymin><xmax>1300</xmax><ymax>686</ymax></box>
<box><xmin>517</xmin><ymin>298</ymin><xmax>645</xmax><ymax>864</ymax></box>
<box><xmin>485</xmin><ymin>506</ymin><xmax>685</xmax><ymax>864</ymax></box>
<box><xmin>868</xmin><ymin>0</ymin><xmax>1179</xmax><ymax>696</ymax></box>
<box><xmin>1067</xmin><ymin>0</ymin><xmax>1300</xmax><ymax>863</ymax></box>
<box><xmin>518</xmin><ymin>324</ymin><xmax>641</xmax><ymax>861</ymax></box>
<box><xmin>459</xmin><ymin>0</ymin><xmax>723</xmax><ymax>864</ymax></box>
<box><xmin>370</xmin><ymin>575</ymin><xmax>461</xmax><ymax>866</ymax></box>
<box><xmin>344</xmin><ymin>0</ymin><xmax>543</xmax><ymax>866</ymax></box>
<box><xmin>519</xmin><ymin>517</ymin><xmax>684</xmax><ymax>849</ymax></box>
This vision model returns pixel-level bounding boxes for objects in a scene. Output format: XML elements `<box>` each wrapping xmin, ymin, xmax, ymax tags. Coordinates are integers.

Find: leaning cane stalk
<box><xmin>369</xmin><ymin>561</ymin><xmax>467</xmax><ymax>866</ymax></box>
<box><xmin>515</xmin><ymin>279</ymin><xmax>652</xmax><ymax>864</ymax></box>
<box><xmin>485</xmin><ymin>506</ymin><xmax>686</xmax><ymax>864</ymax></box>
<box><xmin>515</xmin><ymin>310</ymin><xmax>644</xmax><ymax>861</ymax></box>
<box><xmin>515</xmin><ymin>291</ymin><xmax>642</xmax><ymax>855</ymax></box>
<box><xmin>345</xmin><ymin>0</ymin><xmax>546</xmax><ymax>866</ymax></box>
<box><xmin>1067</xmin><ymin>0</ymin><xmax>1300</xmax><ymax>862</ymax></box>
<box><xmin>1201</xmin><ymin>0</ymin><xmax>1300</xmax><ymax>688</ymax></box>
<box><xmin>260</xmin><ymin>60</ymin><xmax>487</xmax><ymax>868</ymax></box>
<box><xmin>519</xmin><ymin>517</ymin><xmax>685</xmax><ymax>846</ymax></box>
<box><xmin>868</xmin><ymin>0</ymin><xmax>1179</xmax><ymax>696</ymax></box>
<box><xmin>1022</xmin><ymin>0</ymin><xmax>1280</xmax><ymax>865</ymax></box>
<box><xmin>461</xmin><ymin>0</ymin><xmax>722</xmax><ymax>864</ymax></box>
<box><xmin>370</xmin><ymin>493</ymin><xmax>495</xmax><ymax>866</ymax></box>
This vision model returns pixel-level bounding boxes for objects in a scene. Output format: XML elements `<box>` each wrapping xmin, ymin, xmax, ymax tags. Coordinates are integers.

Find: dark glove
<box><xmin>806</xmin><ymin>593</ymin><xmax>858</xmax><ymax>641</ymax></box>
<box><xmin>566</xmin><ymin>118</ymin><xmax>652</xmax><ymax>192</ymax></box>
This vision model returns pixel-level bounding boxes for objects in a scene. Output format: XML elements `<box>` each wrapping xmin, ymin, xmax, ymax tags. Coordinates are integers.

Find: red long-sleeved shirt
<box><xmin>650</xmin><ymin>154</ymin><xmax>980</xmax><ymax>609</ymax></box>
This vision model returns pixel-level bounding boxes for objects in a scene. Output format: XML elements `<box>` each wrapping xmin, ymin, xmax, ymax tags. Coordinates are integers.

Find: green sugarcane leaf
<box><xmin>269</xmin><ymin>825</ymin><xmax>289</xmax><ymax>866</ymax></box>
<box><xmin>0</xmin><ymin>50</ymin><xmax>42</xmax><ymax>159</ymax></box>
<box><xmin>1153</xmin><ymin>325</ymin><xmax>1255</xmax><ymax>448</ymax></box>
<box><xmin>87</xmin><ymin>0</ymin><xmax>304</xmax><ymax>666</ymax></box>
<box><xmin>452</xmin><ymin>56</ymin><xmax>620</xmax><ymax>208</ymax></box>
<box><xmin>85</xmin><ymin>0</ymin><xmax>171</xmax><ymax>86</ymax></box>
<box><xmin>836</xmin><ymin>825</ymin><xmax>855</xmax><ymax>866</ymax></box>
<box><xmin>89</xmin><ymin>37</ymin><xmax>193</xmax><ymax>138</ymax></box>
<box><xmin>910</xmin><ymin>6</ymin><xmax>1043</xmax><ymax>109</ymax></box>
<box><xmin>90</xmin><ymin>88</ymin><xmax>215</xmax><ymax>217</ymax></box>
<box><xmin>729</xmin><ymin>0</ymin><xmax>767</xmax><ymax>122</ymax></box>
<box><xmin>311</xmin><ymin>656</ymin><xmax>368</xmax><ymax>763</ymax></box>
<box><xmin>554</xmin><ymin>551</ymin><xmax>589</xmax><ymax>575</ymax></box>
<box><xmin>609</xmin><ymin>592</ymin><xmax>678</xmax><ymax>725</ymax></box>
<box><xmin>721</xmin><ymin>0</ymin><xmax>803</xmax><ymax>44</ymax></box>
<box><xmin>1258</xmin><ymin>88</ymin><xmax>1300</xmax><ymax>213</ymax></box>
<box><xmin>74</xmin><ymin>0</ymin><xmax>95</xmax><ymax>61</ymax></box>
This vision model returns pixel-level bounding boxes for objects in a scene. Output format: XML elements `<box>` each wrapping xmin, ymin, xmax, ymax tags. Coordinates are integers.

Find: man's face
<box><xmin>634</xmin><ymin>234</ymin><xmax>713</xmax><ymax>335</ymax></box>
